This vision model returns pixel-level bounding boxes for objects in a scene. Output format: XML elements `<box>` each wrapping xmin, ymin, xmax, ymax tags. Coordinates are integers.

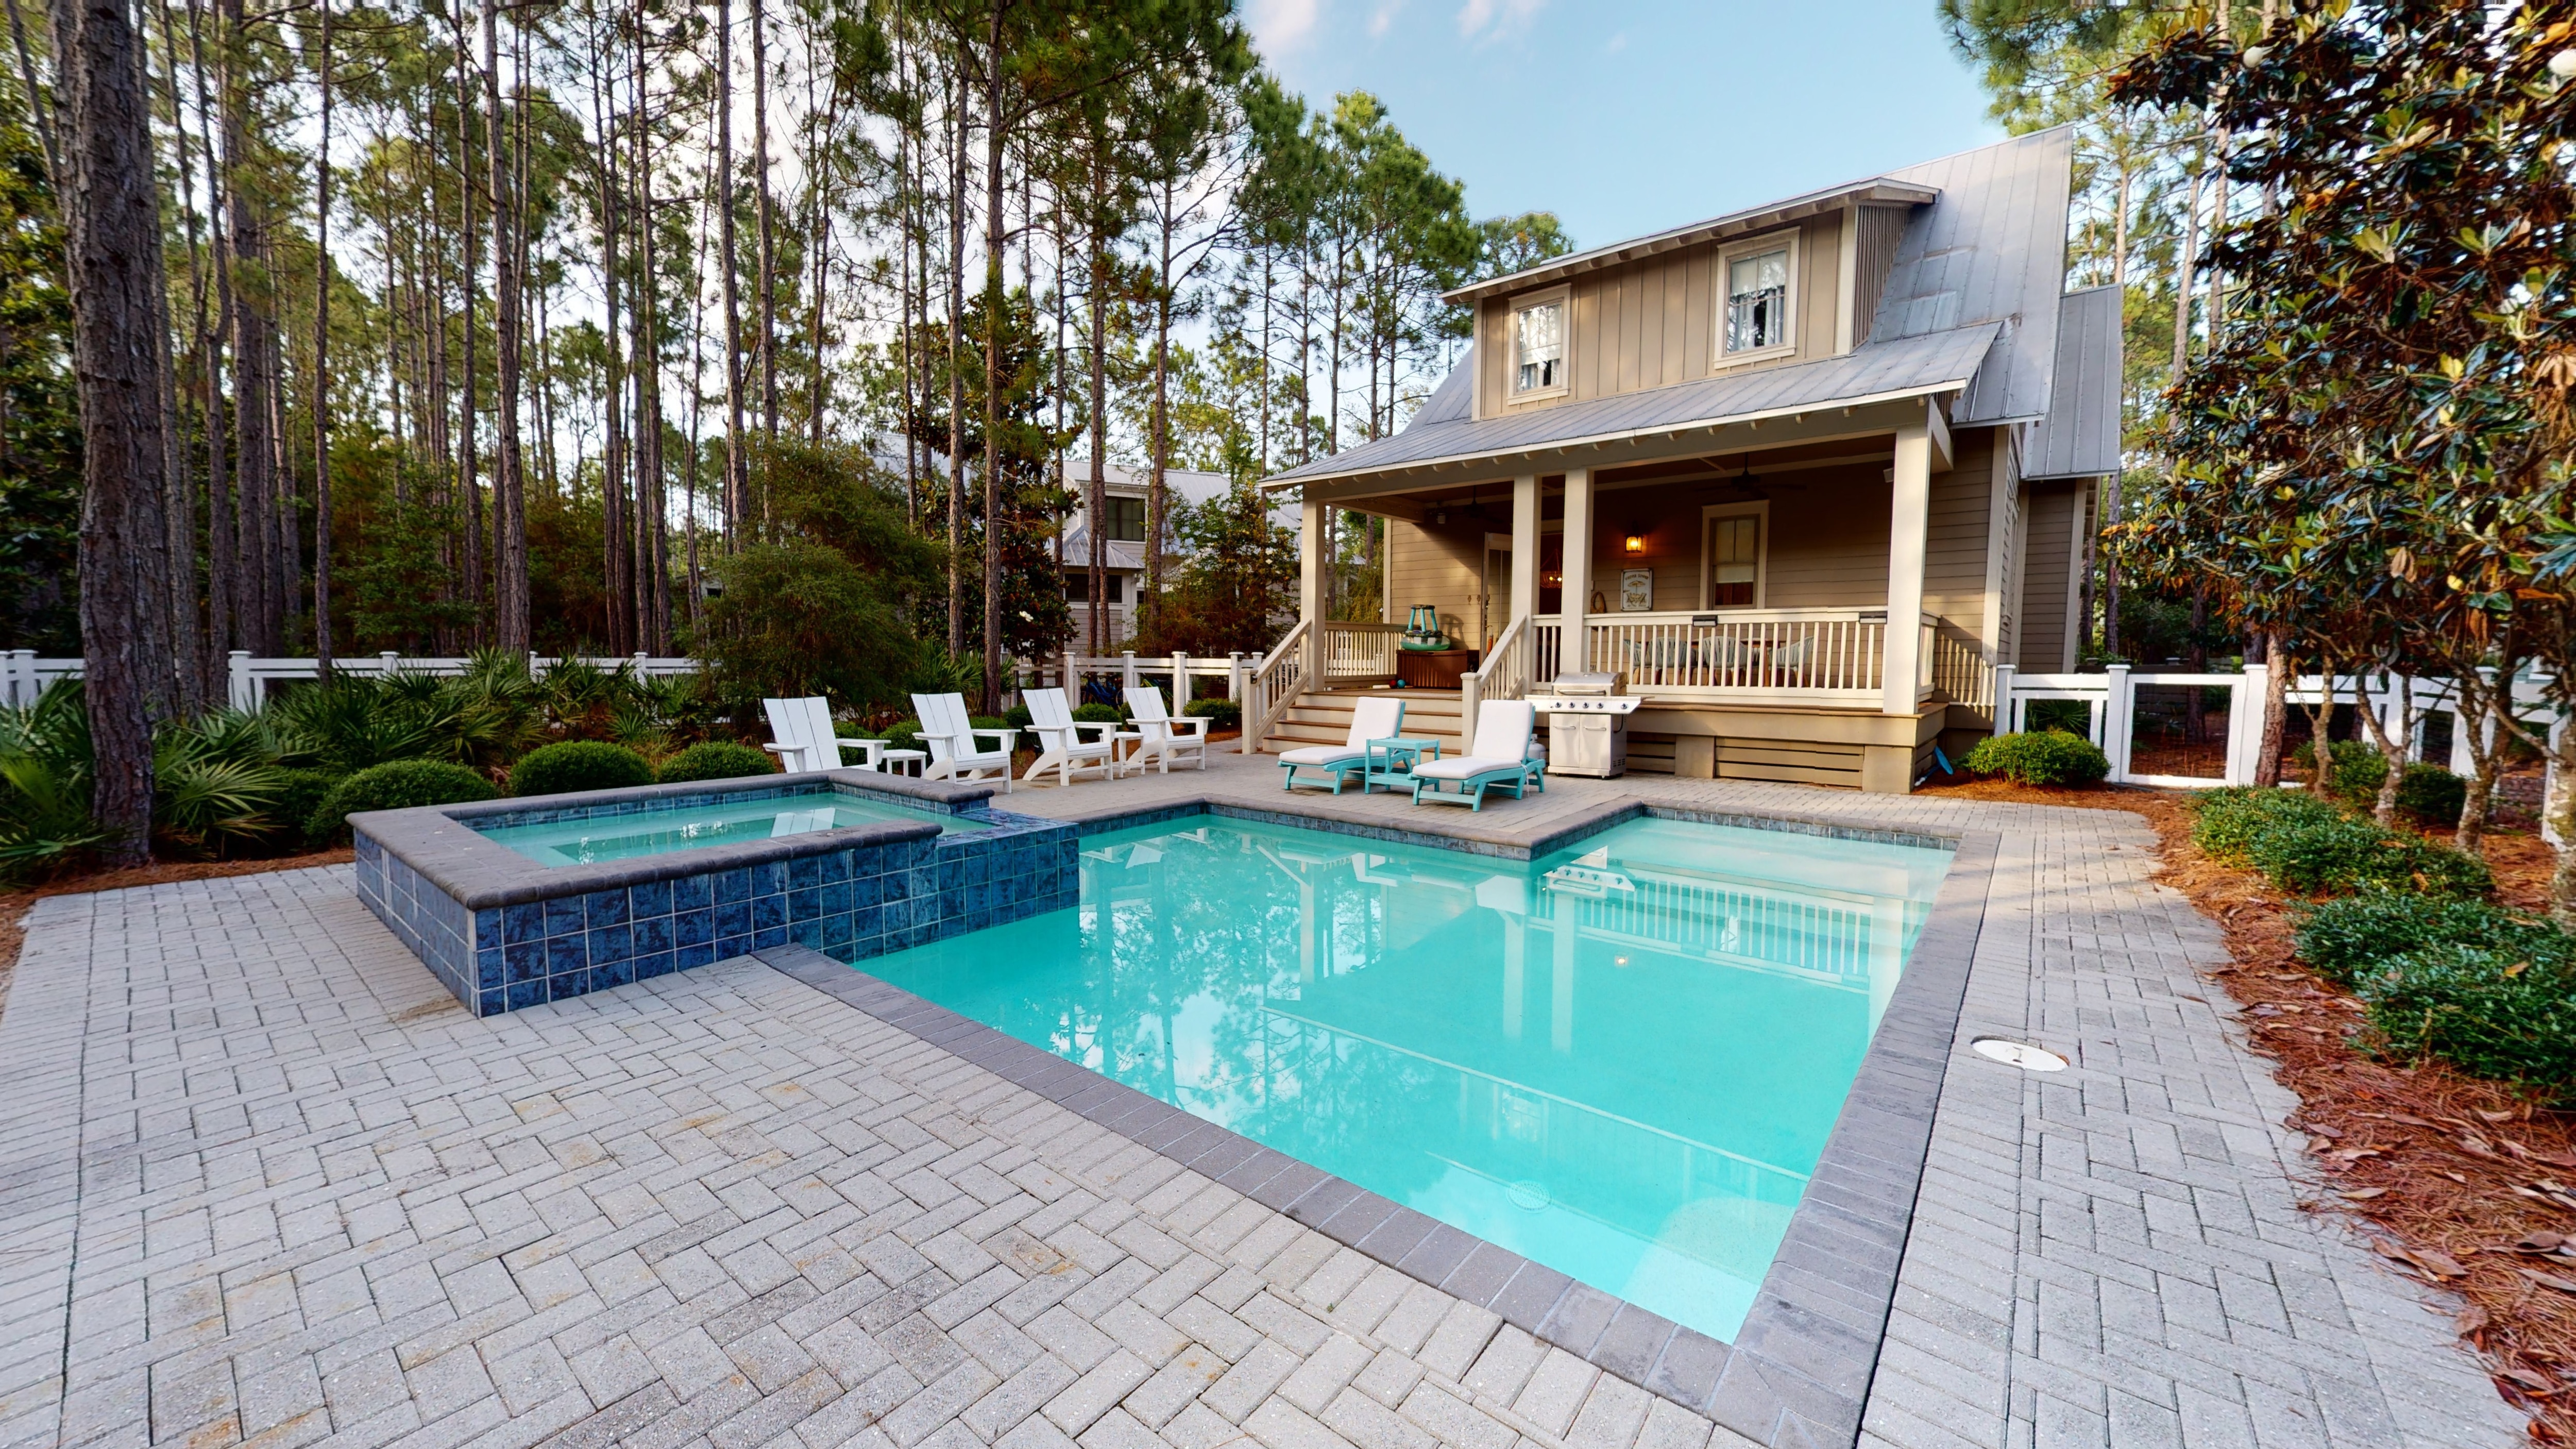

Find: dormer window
<box><xmin>1720</xmin><ymin>235</ymin><xmax>1797</xmax><ymax>362</ymax></box>
<box><xmin>1511</xmin><ymin>289</ymin><xmax>1569</xmax><ymax>399</ymax></box>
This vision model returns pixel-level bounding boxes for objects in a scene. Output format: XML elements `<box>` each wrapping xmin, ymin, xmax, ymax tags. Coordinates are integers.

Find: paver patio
<box><xmin>0</xmin><ymin>753</ymin><xmax>2528</xmax><ymax>1449</ymax></box>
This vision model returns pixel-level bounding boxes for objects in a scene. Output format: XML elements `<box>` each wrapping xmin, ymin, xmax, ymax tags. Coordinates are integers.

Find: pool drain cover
<box><xmin>1506</xmin><ymin>1180</ymin><xmax>1551</xmax><ymax>1211</ymax></box>
<box><xmin>1971</xmin><ymin>1037</ymin><xmax>2067</xmax><ymax>1071</ymax></box>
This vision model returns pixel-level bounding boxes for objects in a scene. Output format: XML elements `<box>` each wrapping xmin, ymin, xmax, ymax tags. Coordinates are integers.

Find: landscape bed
<box><xmin>352</xmin><ymin>770</ymin><xmax>1076</xmax><ymax>1016</ymax></box>
<box><xmin>764</xmin><ymin>800</ymin><xmax>1999</xmax><ymax>1445</ymax></box>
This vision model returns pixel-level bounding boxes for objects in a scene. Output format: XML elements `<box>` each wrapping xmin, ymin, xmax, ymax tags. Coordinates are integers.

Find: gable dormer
<box><xmin>1448</xmin><ymin>181</ymin><xmax>1934</xmax><ymax>422</ymax></box>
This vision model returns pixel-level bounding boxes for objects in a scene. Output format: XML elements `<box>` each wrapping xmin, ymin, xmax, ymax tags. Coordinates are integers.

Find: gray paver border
<box><xmin>750</xmin><ymin>795</ymin><xmax>1998</xmax><ymax>1449</ymax></box>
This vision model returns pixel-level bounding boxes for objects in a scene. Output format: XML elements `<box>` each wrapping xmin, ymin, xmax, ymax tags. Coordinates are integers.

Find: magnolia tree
<box><xmin>2116</xmin><ymin>0</ymin><xmax>2576</xmax><ymax>916</ymax></box>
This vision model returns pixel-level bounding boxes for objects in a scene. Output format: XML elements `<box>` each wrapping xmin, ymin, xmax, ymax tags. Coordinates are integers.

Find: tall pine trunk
<box><xmin>750</xmin><ymin>0</ymin><xmax>775</xmax><ymax>445</ymax></box>
<box><xmin>484</xmin><ymin>0</ymin><xmax>526</xmax><ymax>649</ymax></box>
<box><xmin>978</xmin><ymin>0</ymin><xmax>1005</xmax><ymax>710</ymax></box>
<box><xmin>943</xmin><ymin>55</ymin><xmax>964</xmax><ymax>655</ymax></box>
<box><xmin>310</xmin><ymin>0</ymin><xmax>332</xmax><ymax>671</ymax></box>
<box><xmin>57</xmin><ymin>0</ymin><xmax>177</xmax><ymax>862</ymax></box>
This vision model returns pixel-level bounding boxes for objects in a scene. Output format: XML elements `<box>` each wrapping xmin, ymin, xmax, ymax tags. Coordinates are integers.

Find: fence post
<box><xmin>2103</xmin><ymin>662</ymin><xmax>2133</xmax><ymax>782</ymax></box>
<box><xmin>1122</xmin><ymin>652</ymin><xmax>1138</xmax><ymax>697</ymax></box>
<box><xmin>2226</xmin><ymin>664</ymin><xmax>2267</xmax><ymax>785</ymax></box>
<box><xmin>2551</xmin><ymin>716</ymin><xmax>2568</xmax><ymax>847</ymax></box>
<box><xmin>6</xmin><ymin>649</ymin><xmax>25</xmax><ymax>706</ymax></box>
<box><xmin>227</xmin><ymin>650</ymin><xmax>254</xmax><ymax>711</ymax></box>
<box><xmin>1989</xmin><ymin>664</ymin><xmax>2015</xmax><ymax>735</ymax></box>
<box><xmin>1228</xmin><ymin>652</ymin><xmax>1244</xmax><ymax>701</ymax></box>
<box><xmin>1172</xmin><ymin>651</ymin><xmax>1190</xmax><ymax>706</ymax></box>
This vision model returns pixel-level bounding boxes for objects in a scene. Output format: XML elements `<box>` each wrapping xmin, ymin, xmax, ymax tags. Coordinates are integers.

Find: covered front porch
<box><xmin>1256</xmin><ymin>397</ymin><xmax>2009</xmax><ymax>793</ymax></box>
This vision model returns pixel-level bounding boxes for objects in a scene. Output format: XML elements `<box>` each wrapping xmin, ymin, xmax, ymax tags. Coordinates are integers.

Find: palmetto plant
<box><xmin>0</xmin><ymin>681</ymin><xmax>109</xmax><ymax>874</ymax></box>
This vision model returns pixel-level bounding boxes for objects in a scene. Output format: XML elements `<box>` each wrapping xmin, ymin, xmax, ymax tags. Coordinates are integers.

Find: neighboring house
<box><xmin>1257</xmin><ymin>128</ymin><xmax>2121</xmax><ymax>793</ymax></box>
<box><xmin>1057</xmin><ymin>463</ymin><xmax>1298</xmax><ymax>647</ymax></box>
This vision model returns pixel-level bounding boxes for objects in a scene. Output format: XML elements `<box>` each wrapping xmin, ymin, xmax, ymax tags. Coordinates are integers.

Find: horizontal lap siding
<box><xmin>1388</xmin><ymin>520</ymin><xmax>1487</xmax><ymax>649</ymax></box>
<box><xmin>2017</xmin><ymin>483</ymin><xmax>2077</xmax><ymax>672</ymax></box>
<box><xmin>1717</xmin><ymin>737</ymin><xmax>1866</xmax><ymax>789</ymax></box>
<box><xmin>1766</xmin><ymin>463</ymin><xmax>1892</xmax><ymax>608</ymax></box>
<box><xmin>1924</xmin><ymin>428</ymin><xmax>1995</xmax><ymax>629</ymax></box>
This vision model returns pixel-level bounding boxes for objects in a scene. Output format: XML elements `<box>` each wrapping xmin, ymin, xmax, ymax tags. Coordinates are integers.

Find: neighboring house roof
<box><xmin>1263</xmin><ymin>324</ymin><xmax>2002</xmax><ymax>487</ymax></box>
<box><xmin>1265</xmin><ymin>128</ymin><xmax>2096</xmax><ymax>492</ymax></box>
<box><xmin>2025</xmin><ymin>285</ymin><xmax>2125</xmax><ymax>480</ymax></box>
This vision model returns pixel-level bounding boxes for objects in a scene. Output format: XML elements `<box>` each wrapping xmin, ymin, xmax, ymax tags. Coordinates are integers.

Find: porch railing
<box><xmin>1534</xmin><ymin>609</ymin><xmax>1889</xmax><ymax>704</ymax></box>
<box><xmin>1242</xmin><ymin>618</ymin><xmax>1311</xmax><ymax>753</ymax></box>
<box><xmin>1929</xmin><ymin>624</ymin><xmax>1994</xmax><ymax>712</ymax></box>
<box><xmin>1460</xmin><ymin>615</ymin><xmax>1530</xmax><ymax>742</ymax></box>
<box><xmin>1320</xmin><ymin>621</ymin><xmax>1404</xmax><ymax>681</ymax></box>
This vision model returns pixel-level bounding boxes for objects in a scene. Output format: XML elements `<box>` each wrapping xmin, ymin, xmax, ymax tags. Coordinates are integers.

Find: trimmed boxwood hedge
<box><xmin>508</xmin><ymin>741</ymin><xmax>655</xmax><ymax>797</ymax></box>
<box><xmin>1958</xmin><ymin>729</ymin><xmax>2110</xmax><ymax>787</ymax></box>
<box><xmin>306</xmin><ymin>760</ymin><xmax>498</xmax><ymax>841</ymax></box>
<box><xmin>2360</xmin><ymin>945</ymin><xmax>2576</xmax><ymax>1099</ymax></box>
<box><xmin>2292</xmin><ymin>892</ymin><xmax>2569</xmax><ymax>987</ymax></box>
<box><xmin>656</xmin><ymin>741</ymin><xmax>778</xmax><ymax>784</ymax></box>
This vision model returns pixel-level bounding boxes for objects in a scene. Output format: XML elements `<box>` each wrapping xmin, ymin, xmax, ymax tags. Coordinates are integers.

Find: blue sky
<box><xmin>1250</xmin><ymin>0</ymin><xmax>2008</xmax><ymax>251</ymax></box>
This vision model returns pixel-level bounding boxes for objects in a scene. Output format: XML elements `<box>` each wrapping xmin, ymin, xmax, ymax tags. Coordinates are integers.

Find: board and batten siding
<box><xmin>1475</xmin><ymin>213</ymin><xmax>1846</xmax><ymax>420</ymax></box>
<box><xmin>2015</xmin><ymin>482</ymin><xmax>2079</xmax><ymax>673</ymax></box>
<box><xmin>1386</xmin><ymin>521</ymin><xmax>1486</xmax><ymax>651</ymax></box>
<box><xmin>1851</xmin><ymin>204</ymin><xmax>1910</xmax><ymax>346</ymax></box>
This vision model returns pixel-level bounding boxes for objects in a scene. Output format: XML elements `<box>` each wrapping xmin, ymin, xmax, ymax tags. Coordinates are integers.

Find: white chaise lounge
<box><xmin>1022</xmin><ymin>687</ymin><xmax>1116</xmax><ymax>786</ymax></box>
<box><xmin>911</xmin><ymin>692</ymin><xmax>1016</xmax><ymax>791</ymax></box>
<box><xmin>1277</xmin><ymin>695</ymin><xmax>1404</xmax><ymax>795</ymax></box>
<box><xmin>1411</xmin><ymin>700</ymin><xmax>1545</xmax><ymax>812</ymax></box>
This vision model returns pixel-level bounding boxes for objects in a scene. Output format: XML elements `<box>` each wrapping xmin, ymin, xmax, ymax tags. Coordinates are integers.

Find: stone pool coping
<box><xmin>349</xmin><ymin>768</ymin><xmax>1008</xmax><ymax>909</ymax></box>
<box><xmin>754</xmin><ymin>796</ymin><xmax>1997</xmax><ymax>1449</ymax></box>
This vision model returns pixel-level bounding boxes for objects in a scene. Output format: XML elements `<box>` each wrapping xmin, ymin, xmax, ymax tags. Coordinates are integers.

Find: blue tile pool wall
<box><xmin>356</xmin><ymin>805</ymin><xmax>1077</xmax><ymax>1017</ymax></box>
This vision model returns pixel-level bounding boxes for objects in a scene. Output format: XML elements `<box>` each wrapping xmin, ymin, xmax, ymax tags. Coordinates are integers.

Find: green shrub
<box><xmin>2190</xmin><ymin>788</ymin><xmax>2341</xmax><ymax>861</ymax></box>
<box><xmin>1183</xmin><ymin>698</ymin><xmax>1242</xmax><ymax>730</ymax></box>
<box><xmin>656</xmin><ymin>741</ymin><xmax>777</xmax><ymax>785</ymax></box>
<box><xmin>2293</xmin><ymin>892</ymin><xmax>2567</xmax><ymax>987</ymax></box>
<box><xmin>2361</xmin><ymin>944</ymin><xmax>2576</xmax><ymax>1098</ymax></box>
<box><xmin>307</xmin><ymin>760</ymin><xmax>498</xmax><ymax>841</ymax></box>
<box><xmin>1958</xmin><ymin>729</ymin><xmax>2110</xmax><ymax>787</ymax></box>
<box><xmin>1003</xmin><ymin>703</ymin><xmax>1035</xmax><ymax>730</ymax></box>
<box><xmin>1073</xmin><ymin>702</ymin><xmax>1123</xmax><ymax>725</ymax></box>
<box><xmin>273</xmin><ymin>768</ymin><xmax>338</xmax><ymax>849</ymax></box>
<box><xmin>2243</xmin><ymin>812</ymin><xmax>2492</xmax><ymax>897</ymax></box>
<box><xmin>2294</xmin><ymin>740</ymin><xmax>2470</xmax><ymax>825</ymax></box>
<box><xmin>881</xmin><ymin>722</ymin><xmax>923</xmax><ymax>755</ymax></box>
<box><xmin>509</xmin><ymin>740</ymin><xmax>656</xmax><ymax>798</ymax></box>
<box><xmin>970</xmin><ymin>714</ymin><xmax>1007</xmax><ymax>732</ymax></box>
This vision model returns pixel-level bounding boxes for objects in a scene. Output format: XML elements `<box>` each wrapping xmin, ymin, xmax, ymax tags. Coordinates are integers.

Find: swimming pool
<box><xmin>853</xmin><ymin>812</ymin><xmax>1952</xmax><ymax>1344</ymax></box>
<box><xmin>476</xmin><ymin>787</ymin><xmax>988</xmax><ymax>867</ymax></box>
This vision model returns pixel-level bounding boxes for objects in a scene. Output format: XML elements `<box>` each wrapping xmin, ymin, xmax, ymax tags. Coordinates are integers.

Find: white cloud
<box><xmin>1368</xmin><ymin>0</ymin><xmax>1401</xmax><ymax>36</ymax></box>
<box><xmin>1455</xmin><ymin>0</ymin><xmax>1543</xmax><ymax>41</ymax></box>
<box><xmin>1249</xmin><ymin>0</ymin><xmax>1321</xmax><ymax>52</ymax></box>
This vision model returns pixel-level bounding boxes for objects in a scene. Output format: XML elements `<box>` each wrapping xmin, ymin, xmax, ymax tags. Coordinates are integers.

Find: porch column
<box><xmin>1883</xmin><ymin>427</ymin><xmax>1932</xmax><ymax>716</ymax></box>
<box><xmin>1300</xmin><ymin>495</ymin><xmax>1326</xmax><ymax>687</ymax></box>
<box><xmin>1509</xmin><ymin>474</ymin><xmax>1540</xmax><ymax>623</ymax></box>
<box><xmin>1560</xmin><ymin>468</ymin><xmax>1595</xmax><ymax>677</ymax></box>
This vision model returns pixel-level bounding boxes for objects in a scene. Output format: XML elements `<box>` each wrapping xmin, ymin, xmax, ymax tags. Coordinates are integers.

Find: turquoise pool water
<box><xmin>855</xmin><ymin>813</ymin><xmax>1950</xmax><ymax>1342</ymax></box>
<box><xmin>477</xmin><ymin>788</ymin><xmax>987</xmax><ymax>867</ymax></box>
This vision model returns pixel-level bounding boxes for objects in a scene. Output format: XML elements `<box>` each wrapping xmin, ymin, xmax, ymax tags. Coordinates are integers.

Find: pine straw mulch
<box><xmin>1920</xmin><ymin>773</ymin><xmax>2575</xmax><ymax>1437</ymax></box>
<box><xmin>0</xmin><ymin>849</ymin><xmax>354</xmax><ymax>1020</ymax></box>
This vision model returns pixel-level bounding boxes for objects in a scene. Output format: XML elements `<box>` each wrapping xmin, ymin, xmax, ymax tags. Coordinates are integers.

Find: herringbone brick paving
<box><xmin>0</xmin><ymin>756</ymin><xmax>2528</xmax><ymax>1448</ymax></box>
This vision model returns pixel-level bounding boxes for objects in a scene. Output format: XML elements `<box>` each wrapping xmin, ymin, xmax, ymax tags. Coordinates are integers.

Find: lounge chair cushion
<box><xmin>1411</xmin><ymin>754</ymin><xmax>1529</xmax><ymax>782</ymax></box>
<box><xmin>1279</xmin><ymin>745</ymin><xmax>1364</xmax><ymax>767</ymax></box>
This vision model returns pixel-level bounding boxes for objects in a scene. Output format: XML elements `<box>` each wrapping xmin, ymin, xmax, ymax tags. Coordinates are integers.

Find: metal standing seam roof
<box><xmin>1262</xmin><ymin>128</ymin><xmax>2082</xmax><ymax>492</ymax></box>
<box><xmin>1874</xmin><ymin>126</ymin><xmax>2076</xmax><ymax>427</ymax></box>
<box><xmin>1262</xmin><ymin>323</ymin><xmax>2001</xmax><ymax>488</ymax></box>
<box><xmin>2025</xmin><ymin>284</ymin><xmax>2125</xmax><ymax>480</ymax></box>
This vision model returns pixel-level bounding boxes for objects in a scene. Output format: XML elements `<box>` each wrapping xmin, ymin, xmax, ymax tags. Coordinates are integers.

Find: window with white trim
<box><xmin>1702</xmin><ymin>503</ymin><xmax>1767</xmax><ymax>608</ymax></box>
<box><xmin>1720</xmin><ymin>239</ymin><xmax>1795</xmax><ymax>361</ymax></box>
<box><xmin>1511</xmin><ymin>294</ymin><xmax>1568</xmax><ymax>397</ymax></box>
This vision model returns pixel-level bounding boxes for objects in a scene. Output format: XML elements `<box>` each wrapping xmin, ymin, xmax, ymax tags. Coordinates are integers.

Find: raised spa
<box><xmin>849</xmin><ymin>811</ymin><xmax>1953</xmax><ymax>1345</ymax></box>
<box><xmin>352</xmin><ymin>773</ymin><xmax>1076</xmax><ymax>1017</ymax></box>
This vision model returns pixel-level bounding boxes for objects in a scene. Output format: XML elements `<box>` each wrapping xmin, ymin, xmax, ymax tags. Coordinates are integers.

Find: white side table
<box><xmin>877</xmin><ymin>749</ymin><xmax>929</xmax><ymax>778</ymax></box>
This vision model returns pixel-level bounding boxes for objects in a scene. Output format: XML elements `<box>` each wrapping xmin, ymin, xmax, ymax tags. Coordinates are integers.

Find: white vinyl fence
<box><xmin>1036</xmin><ymin>651</ymin><xmax>1250</xmax><ymax>708</ymax></box>
<box><xmin>0</xmin><ymin>650</ymin><xmax>700</xmax><ymax>711</ymax></box>
<box><xmin>1994</xmin><ymin>663</ymin><xmax>2558</xmax><ymax>788</ymax></box>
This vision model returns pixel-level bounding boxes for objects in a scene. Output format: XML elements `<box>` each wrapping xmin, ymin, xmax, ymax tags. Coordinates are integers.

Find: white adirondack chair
<box><xmin>1118</xmin><ymin>685</ymin><xmax>1209</xmax><ymax>775</ymax></box>
<box><xmin>762</xmin><ymin>696</ymin><xmax>888</xmax><ymax>772</ymax></box>
<box><xmin>911</xmin><ymin>692</ymin><xmax>1017</xmax><ymax>791</ymax></box>
<box><xmin>1021</xmin><ymin>687</ymin><xmax>1116</xmax><ymax>787</ymax></box>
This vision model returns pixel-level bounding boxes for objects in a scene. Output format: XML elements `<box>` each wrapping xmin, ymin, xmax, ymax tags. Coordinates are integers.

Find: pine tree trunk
<box><xmin>750</xmin><ymin>0</ymin><xmax>775</xmax><ymax>445</ymax></box>
<box><xmin>453</xmin><ymin>0</ymin><xmax>483</xmax><ymax>638</ymax></box>
<box><xmin>979</xmin><ymin>0</ymin><xmax>1005</xmax><ymax>711</ymax></box>
<box><xmin>56</xmin><ymin>0</ymin><xmax>177</xmax><ymax>862</ymax></box>
<box><xmin>484</xmin><ymin>0</ymin><xmax>526</xmax><ymax>650</ymax></box>
<box><xmin>310</xmin><ymin>0</ymin><xmax>333</xmax><ymax>672</ymax></box>
<box><xmin>220</xmin><ymin>0</ymin><xmax>277</xmax><ymax>653</ymax></box>
<box><xmin>944</xmin><ymin>55</ymin><xmax>965</xmax><ymax>656</ymax></box>
<box><xmin>716</xmin><ymin>0</ymin><xmax>745</xmax><ymax>542</ymax></box>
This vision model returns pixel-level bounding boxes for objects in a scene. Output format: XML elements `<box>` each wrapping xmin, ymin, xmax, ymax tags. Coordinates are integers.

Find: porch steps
<box><xmin>1258</xmin><ymin>688</ymin><xmax>1465</xmax><ymax>755</ymax></box>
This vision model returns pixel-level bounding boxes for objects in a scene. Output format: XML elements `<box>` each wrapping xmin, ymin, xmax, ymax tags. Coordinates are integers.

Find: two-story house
<box><xmin>1252</xmin><ymin>128</ymin><xmax>2121</xmax><ymax>793</ymax></box>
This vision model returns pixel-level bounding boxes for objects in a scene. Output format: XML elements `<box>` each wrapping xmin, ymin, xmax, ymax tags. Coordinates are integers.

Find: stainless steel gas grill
<box><xmin>1531</xmin><ymin>672</ymin><xmax>1641</xmax><ymax>778</ymax></box>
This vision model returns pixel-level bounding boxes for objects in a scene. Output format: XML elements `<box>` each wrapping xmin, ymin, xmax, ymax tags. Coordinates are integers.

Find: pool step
<box><xmin>1259</xmin><ymin>688</ymin><xmax>1466</xmax><ymax>755</ymax></box>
